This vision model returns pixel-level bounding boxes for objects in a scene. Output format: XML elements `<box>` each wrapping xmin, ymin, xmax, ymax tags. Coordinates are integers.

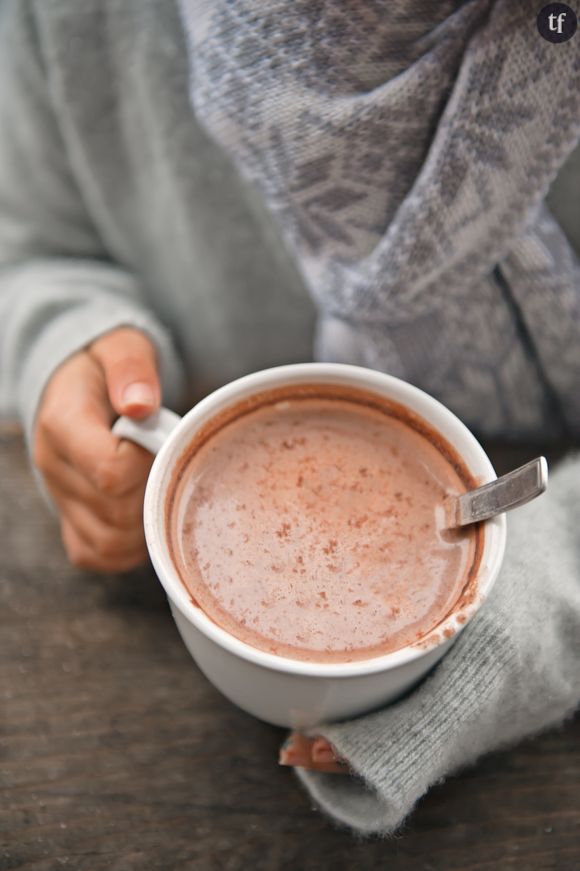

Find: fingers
<box><xmin>52</xmin><ymin>473</ymin><xmax>148</xmax><ymax>572</ymax></box>
<box><xmin>61</xmin><ymin>518</ymin><xmax>148</xmax><ymax>574</ymax></box>
<box><xmin>36</xmin><ymin>351</ymin><xmax>154</xmax><ymax>496</ymax></box>
<box><xmin>279</xmin><ymin>734</ymin><xmax>349</xmax><ymax>774</ymax></box>
<box><xmin>41</xmin><ymin>450</ymin><xmax>148</xmax><ymax>525</ymax></box>
<box><xmin>50</xmin><ymin>427</ymin><xmax>153</xmax><ymax>498</ymax></box>
<box><xmin>51</xmin><ymin>483</ymin><xmax>146</xmax><ymax>548</ymax></box>
<box><xmin>45</xmin><ymin>451</ymin><xmax>149</xmax><ymax>572</ymax></box>
<box><xmin>88</xmin><ymin>327</ymin><xmax>161</xmax><ymax>419</ymax></box>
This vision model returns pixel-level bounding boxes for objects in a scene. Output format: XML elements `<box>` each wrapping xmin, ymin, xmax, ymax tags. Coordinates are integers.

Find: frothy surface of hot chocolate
<box><xmin>169</xmin><ymin>394</ymin><xmax>477</xmax><ymax>662</ymax></box>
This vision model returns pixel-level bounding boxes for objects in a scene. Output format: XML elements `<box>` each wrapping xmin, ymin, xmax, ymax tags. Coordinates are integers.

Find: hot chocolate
<box><xmin>167</xmin><ymin>385</ymin><xmax>480</xmax><ymax>663</ymax></box>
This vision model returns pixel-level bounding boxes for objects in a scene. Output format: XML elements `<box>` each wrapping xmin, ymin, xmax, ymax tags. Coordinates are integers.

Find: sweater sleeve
<box><xmin>296</xmin><ymin>456</ymin><xmax>580</xmax><ymax>835</ymax></box>
<box><xmin>0</xmin><ymin>0</ymin><xmax>186</xmax><ymax>446</ymax></box>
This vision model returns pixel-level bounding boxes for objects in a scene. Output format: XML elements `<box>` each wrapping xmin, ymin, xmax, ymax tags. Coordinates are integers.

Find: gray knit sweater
<box><xmin>0</xmin><ymin>0</ymin><xmax>579</xmax><ymax>838</ymax></box>
<box><xmin>1</xmin><ymin>0</ymin><xmax>580</xmax><ymax>442</ymax></box>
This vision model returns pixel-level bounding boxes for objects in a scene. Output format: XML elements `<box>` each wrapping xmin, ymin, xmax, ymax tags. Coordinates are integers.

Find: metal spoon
<box><xmin>447</xmin><ymin>457</ymin><xmax>548</xmax><ymax>528</ymax></box>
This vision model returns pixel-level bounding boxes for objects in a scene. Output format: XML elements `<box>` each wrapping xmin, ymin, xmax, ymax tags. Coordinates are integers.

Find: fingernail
<box><xmin>313</xmin><ymin>748</ymin><xmax>336</xmax><ymax>763</ymax></box>
<box><xmin>279</xmin><ymin>748</ymin><xmax>299</xmax><ymax>766</ymax></box>
<box><xmin>312</xmin><ymin>740</ymin><xmax>336</xmax><ymax>763</ymax></box>
<box><xmin>122</xmin><ymin>382</ymin><xmax>155</xmax><ymax>408</ymax></box>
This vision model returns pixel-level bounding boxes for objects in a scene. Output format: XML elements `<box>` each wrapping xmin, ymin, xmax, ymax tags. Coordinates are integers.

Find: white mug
<box><xmin>113</xmin><ymin>363</ymin><xmax>506</xmax><ymax>729</ymax></box>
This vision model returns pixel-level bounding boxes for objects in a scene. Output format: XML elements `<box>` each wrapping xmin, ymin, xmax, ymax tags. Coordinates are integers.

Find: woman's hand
<box><xmin>34</xmin><ymin>327</ymin><xmax>161</xmax><ymax>572</ymax></box>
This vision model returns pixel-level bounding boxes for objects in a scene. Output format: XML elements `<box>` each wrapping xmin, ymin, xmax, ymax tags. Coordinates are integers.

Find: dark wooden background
<box><xmin>1</xmin><ymin>432</ymin><xmax>579</xmax><ymax>870</ymax></box>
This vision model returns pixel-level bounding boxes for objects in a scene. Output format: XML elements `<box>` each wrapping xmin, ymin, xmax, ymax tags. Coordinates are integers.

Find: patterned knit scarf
<box><xmin>179</xmin><ymin>0</ymin><xmax>580</xmax><ymax>438</ymax></box>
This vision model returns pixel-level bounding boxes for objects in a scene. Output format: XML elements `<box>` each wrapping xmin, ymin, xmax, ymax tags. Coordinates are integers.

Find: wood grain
<box><xmin>1</xmin><ymin>433</ymin><xmax>578</xmax><ymax>871</ymax></box>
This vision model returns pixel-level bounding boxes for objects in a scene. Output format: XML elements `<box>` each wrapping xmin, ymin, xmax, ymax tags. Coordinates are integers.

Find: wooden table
<box><xmin>1</xmin><ymin>432</ymin><xmax>579</xmax><ymax>870</ymax></box>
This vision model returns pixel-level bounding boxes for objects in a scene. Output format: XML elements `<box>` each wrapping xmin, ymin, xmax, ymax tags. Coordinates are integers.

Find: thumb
<box><xmin>88</xmin><ymin>327</ymin><xmax>161</xmax><ymax>419</ymax></box>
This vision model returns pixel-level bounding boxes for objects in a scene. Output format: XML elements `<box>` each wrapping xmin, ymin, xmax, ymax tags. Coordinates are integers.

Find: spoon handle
<box><xmin>454</xmin><ymin>457</ymin><xmax>548</xmax><ymax>527</ymax></box>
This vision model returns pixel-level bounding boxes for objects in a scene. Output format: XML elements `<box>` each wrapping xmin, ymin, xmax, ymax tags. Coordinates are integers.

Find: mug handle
<box><xmin>112</xmin><ymin>407</ymin><xmax>181</xmax><ymax>455</ymax></box>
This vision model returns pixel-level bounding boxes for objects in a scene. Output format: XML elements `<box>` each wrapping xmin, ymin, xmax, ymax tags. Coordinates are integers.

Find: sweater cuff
<box><xmin>296</xmin><ymin>614</ymin><xmax>517</xmax><ymax>835</ymax></box>
<box><xmin>18</xmin><ymin>299</ymin><xmax>187</xmax><ymax>455</ymax></box>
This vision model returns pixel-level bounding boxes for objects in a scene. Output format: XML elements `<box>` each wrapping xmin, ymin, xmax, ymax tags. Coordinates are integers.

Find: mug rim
<box><xmin>143</xmin><ymin>363</ymin><xmax>507</xmax><ymax>678</ymax></box>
